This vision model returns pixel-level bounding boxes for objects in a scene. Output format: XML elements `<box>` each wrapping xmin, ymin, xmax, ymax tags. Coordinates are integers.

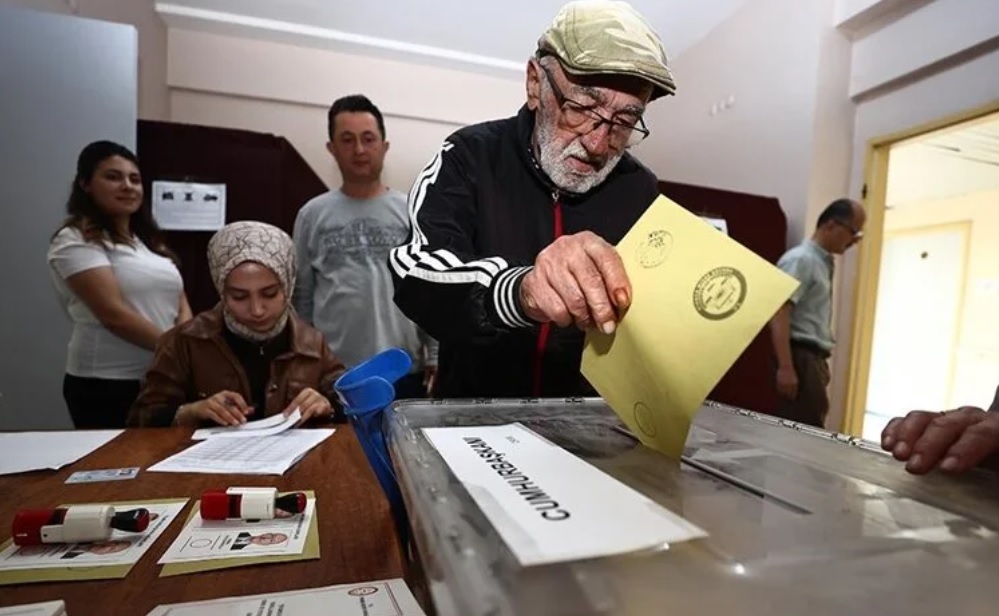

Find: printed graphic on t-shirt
<box><xmin>320</xmin><ymin>217</ymin><xmax>408</xmax><ymax>259</ymax></box>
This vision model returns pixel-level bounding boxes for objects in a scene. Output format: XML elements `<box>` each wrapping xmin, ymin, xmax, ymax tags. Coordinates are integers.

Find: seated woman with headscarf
<box><xmin>128</xmin><ymin>221</ymin><xmax>345</xmax><ymax>427</ymax></box>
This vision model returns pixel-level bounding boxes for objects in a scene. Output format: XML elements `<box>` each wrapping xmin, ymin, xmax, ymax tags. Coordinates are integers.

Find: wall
<box><xmin>886</xmin><ymin>142</ymin><xmax>999</xmax><ymax>206</ymax></box>
<box><xmin>0</xmin><ymin>1</ymin><xmax>525</xmax><ymax>197</ymax></box>
<box><xmin>882</xmin><ymin>191</ymin><xmax>999</xmax><ymax>409</ymax></box>
<box><xmin>0</xmin><ymin>0</ymin><xmax>167</xmax><ymax>120</ymax></box>
<box><xmin>830</xmin><ymin>45</ymin><xmax>999</xmax><ymax>431</ymax></box>
<box><xmin>635</xmin><ymin>0</ymin><xmax>851</xmax><ymax>246</ymax></box>
<box><xmin>0</xmin><ymin>5</ymin><xmax>138</xmax><ymax>430</ymax></box>
<box><xmin>847</xmin><ymin>0</ymin><xmax>999</xmax><ymax>98</ymax></box>
<box><xmin>805</xmin><ymin>10</ymin><xmax>856</xmax><ymax>231</ymax></box>
<box><xmin>165</xmin><ymin>28</ymin><xmax>525</xmax><ymax>193</ymax></box>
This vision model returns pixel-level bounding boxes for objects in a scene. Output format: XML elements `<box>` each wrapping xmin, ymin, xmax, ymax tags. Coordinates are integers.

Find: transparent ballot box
<box><xmin>386</xmin><ymin>399</ymin><xmax>999</xmax><ymax>616</ymax></box>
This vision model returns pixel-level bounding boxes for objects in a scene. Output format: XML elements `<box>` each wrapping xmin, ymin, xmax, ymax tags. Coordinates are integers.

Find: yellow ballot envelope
<box><xmin>581</xmin><ymin>195</ymin><xmax>799</xmax><ymax>458</ymax></box>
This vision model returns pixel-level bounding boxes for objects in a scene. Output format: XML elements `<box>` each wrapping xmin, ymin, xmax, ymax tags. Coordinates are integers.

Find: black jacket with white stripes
<box><xmin>389</xmin><ymin>105</ymin><xmax>659</xmax><ymax>398</ymax></box>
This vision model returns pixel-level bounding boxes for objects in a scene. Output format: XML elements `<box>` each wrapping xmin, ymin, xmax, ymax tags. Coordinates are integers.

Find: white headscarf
<box><xmin>207</xmin><ymin>221</ymin><xmax>296</xmax><ymax>342</ymax></box>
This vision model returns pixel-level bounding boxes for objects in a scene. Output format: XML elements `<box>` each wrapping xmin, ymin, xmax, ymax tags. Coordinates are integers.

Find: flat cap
<box><xmin>538</xmin><ymin>0</ymin><xmax>676</xmax><ymax>99</ymax></box>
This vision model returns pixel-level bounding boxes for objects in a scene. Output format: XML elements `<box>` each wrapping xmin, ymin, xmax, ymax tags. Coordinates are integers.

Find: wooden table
<box><xmin>0</xmin><ymin>425</ymin><xmax>406</xmax><ymax>615</ymax></box>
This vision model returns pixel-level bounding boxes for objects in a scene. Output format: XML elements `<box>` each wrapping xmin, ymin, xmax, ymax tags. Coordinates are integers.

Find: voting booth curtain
<box><xmin>659</xmin><ymin>180</ymin><xmax>788</xmax><ymax>416</ymax></box>
<box><xmin>136</xmin><ymin>120</ymin><xmax>327</xmax><ymax>313</ymax></box>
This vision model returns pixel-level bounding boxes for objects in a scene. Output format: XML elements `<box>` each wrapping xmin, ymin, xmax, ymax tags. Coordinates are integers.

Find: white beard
<box><xmin>534</xmin><ymin>104</ymin><xmax>624</xmax><ymax>195</ymax></box>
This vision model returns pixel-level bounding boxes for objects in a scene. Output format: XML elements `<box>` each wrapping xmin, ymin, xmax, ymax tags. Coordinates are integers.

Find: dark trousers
<box><xmin>394</xmin><ymin>372</ymin><xmax>429</xmax><ymax>400</ymax></box>
<box><xmin>63</xmin><ymin>374</ymin><xmax>141</xmax><ymax>429</ymax></box>
<box><xmin>775</xmin><ymin>343</ymin><xmax>830</xmax><ymax>428</ymax></box>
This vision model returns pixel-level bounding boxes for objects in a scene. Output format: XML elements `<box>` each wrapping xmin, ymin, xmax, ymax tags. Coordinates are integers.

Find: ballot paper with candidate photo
<box><xmin>0</xmin><ymin>501</ymin><xmax>187</xmax><ymax>572</ymax></box>
<box><xmin>582</xmin><ymin>195</ymin><xmax>799</xmax><ymax>459</ymax></box>
<box><xmin>145</xmin><ymin>578</ymin><xmax>425</xmax><ymax>616</ymax></box>
<box><xmin>158</xmin><ymin>496</ymin><xmax>313</xmax><ymax>564</ymax></box>
<box><xmin>422</xmin><ymin>423</ymin><xmax>706</xmax><ymax>566</ymax></box>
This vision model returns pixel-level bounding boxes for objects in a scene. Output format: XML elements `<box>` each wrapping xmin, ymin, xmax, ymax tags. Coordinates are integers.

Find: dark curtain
<box><xmin>659</xmin><ymin>180</ymin><xmax>788</xmax><ymax>415</ymax></box>
<box><xmin>137</xmin><ymin>121</ymin><xmax>328</xmax><ymax>312</ymax></box>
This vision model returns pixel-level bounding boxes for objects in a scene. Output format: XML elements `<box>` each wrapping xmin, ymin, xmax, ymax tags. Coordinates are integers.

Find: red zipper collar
<box><xmin>532</xmin><ymin>192</ymin><xmax>563</xmax><ymax>397</ymax></box>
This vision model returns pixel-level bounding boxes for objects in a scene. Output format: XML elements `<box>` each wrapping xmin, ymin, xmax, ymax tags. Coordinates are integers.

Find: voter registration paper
<box><xmin>146</xmin><ymin>578</ymin><xmax>425</xmax><ymax>615</ymax></box>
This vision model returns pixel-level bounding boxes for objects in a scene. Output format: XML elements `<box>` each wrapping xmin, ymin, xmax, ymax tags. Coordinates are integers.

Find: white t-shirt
<box><xmin>47</xmin><ymin>227</ymin><xmax>183</xmax><ymax>380</ymax></box>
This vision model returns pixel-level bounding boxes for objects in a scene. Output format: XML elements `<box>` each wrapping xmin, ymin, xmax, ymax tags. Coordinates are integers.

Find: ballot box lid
<box><xmin>385</xmin><ymin>398</ymin><xmax>999</xmax><ymax>616</ymax></box>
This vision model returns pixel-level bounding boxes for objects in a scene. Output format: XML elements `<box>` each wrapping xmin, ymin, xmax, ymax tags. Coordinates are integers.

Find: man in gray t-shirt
<box><xmin>293</xmin><ymin>95</ymin><xmax>437</xmax><ymax>397</ymax></box>
<box><xmin>768</xmin><ymin>198</ymin><xmax>866</xmax><ymax>427</ymax></box>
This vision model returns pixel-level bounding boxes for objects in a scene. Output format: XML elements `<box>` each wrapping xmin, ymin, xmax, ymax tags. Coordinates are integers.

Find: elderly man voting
<box><xmin>390</xmin><ymin>0</ymin><xmax>676</xmax><ymax>399</ymax></box>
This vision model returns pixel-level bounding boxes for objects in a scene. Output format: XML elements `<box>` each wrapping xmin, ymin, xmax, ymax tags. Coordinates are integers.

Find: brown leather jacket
<box><xmin>128</xmin><ymin>306</ymin><xmax>345</xmax><ymax>427</ymax></box>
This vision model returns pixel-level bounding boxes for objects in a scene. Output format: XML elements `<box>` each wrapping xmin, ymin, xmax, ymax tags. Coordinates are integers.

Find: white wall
<box><xmin>886</xmin><ymin>143</ymin><xmax>999</xmax><ymax>206</ymax></box>
<box><xmin>166</xmin><ymin>28</ymin><xmax>525</xmax><ymax>192</ymax></box>
<box><xmin>169</xmin><ymin>91</ymin><xmax>459</xmax><ymax>194</ymax></box>
<box><xmin>806</xmin><ymin>12</ymin><xmax>856</xmax><ymax>231</ymax></box>
<box><xmin>848</xmin><ymin>0</ymin><xmax>999</xmax><ymax>98</ymax></box>
<box><xmin>635</xmin><ymin>0</ymin><xmax>851</xmax><ymax>246</ymax></box>
<box><xmin>0</xmin><ymin>0</ymin><xmax>168</xmax><ymax>120</ymax></box>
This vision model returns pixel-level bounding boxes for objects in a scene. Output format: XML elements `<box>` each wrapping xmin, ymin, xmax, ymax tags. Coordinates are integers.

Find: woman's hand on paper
<box><xmin>284</xmin><ymin>388</ymin><xmax>332</xmax><ymax>425</ymax></box>
<box><xmin>181</xmin><ymin>391</ymin><xmax>252</xmax><ymax>426</ymax></box>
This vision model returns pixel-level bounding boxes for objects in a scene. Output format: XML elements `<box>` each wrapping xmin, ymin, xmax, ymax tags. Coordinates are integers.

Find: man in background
<box><xmin>293</xmin><ymin>95</ymin><xmax>437</xmax><ymax>397</ymax></box>
<box><xmin>769</xmin><ymin>198</ymin><xmax>866</xmax><ymax>427</ymax></box>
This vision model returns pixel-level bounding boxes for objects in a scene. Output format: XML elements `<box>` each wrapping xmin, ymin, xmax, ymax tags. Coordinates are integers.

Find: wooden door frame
<box><xmin>842</xmin><ymin>99</ymin><xmax>999</xmax><ymax>436</ymax></box>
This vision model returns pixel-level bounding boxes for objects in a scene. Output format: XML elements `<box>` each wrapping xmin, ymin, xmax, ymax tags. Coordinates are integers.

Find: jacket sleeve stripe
<box><xmin>390</xmin><ymin>141</ymin><xmax>513</xmax><ymax>288</ymax></box>
<box><xmin>391</xmin><ymin>244</ymin><xmax>506</xmax><ymax>279</ymax></box>
<box><xmin>405</xmin><ymin>141</ymin><xmax>454</xmax><ymax>247</ymax></box>
<box><xmin>492</xmin><ymin>266</ymin><xmax>534</xmax><ymax>328</ymax></box>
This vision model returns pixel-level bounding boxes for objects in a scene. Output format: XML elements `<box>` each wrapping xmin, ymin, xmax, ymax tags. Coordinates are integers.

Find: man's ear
<box><xmin>526</xmin><ymin>58</ymin><xmax>542</xmax><ymax>111</ymax></box>
<box><xmin>325</xmin><ymin>141</ymin><xmax>335</xmax><ymax>156</ymax></box>
<box><xmin>383</xmin><ymin>140</ymin><xmax>391</xmax><ymax>154</ymax></box>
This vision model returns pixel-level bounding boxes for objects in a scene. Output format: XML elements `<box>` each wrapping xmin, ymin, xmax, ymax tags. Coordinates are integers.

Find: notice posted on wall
<box><xmin>151</xmin><ymin>181</ymin><xmax>226</xmax><ymax>231</ymax></box>
<box><xmin>700</xmin><ymin>216</ymin><xmax>729</xmax><ymax>235</ymax></box>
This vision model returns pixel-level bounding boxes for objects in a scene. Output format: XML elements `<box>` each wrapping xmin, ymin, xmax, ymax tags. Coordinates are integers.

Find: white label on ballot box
<box><xmin>422</xmin><ymin>423</ymin><xmax>706</xmax><ymax>566</ymax></box>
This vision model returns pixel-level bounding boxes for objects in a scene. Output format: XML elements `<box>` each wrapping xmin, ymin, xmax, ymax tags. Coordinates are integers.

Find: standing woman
<box><xmin>47</xmin><ymin>140</ymin><xmax>190</xmax><ymax>429</ymax></box>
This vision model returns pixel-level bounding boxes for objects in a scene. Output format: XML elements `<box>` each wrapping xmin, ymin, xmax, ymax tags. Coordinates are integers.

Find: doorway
<box><xmin>863</xmin><ymin>224</ymin><xmax>969</xmax><ymax>440</ymax></box>
<box><xmin>845</xmin><ymin>105</ymin><xmax>999</xmax><ymax>439</ymax></box>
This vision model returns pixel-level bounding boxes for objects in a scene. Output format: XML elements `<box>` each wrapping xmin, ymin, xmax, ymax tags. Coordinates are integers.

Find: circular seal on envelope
<box><xmin>633</xmin><ymin>402</ymin><xmax>658</xmax><ymax>437</ymax></box>
<box><xmin>636</xmin><ymin>230</ymin><xmax>673</xmax><ymax>268</ymax></box>
<box><xmin>693</xmin><ymin>267</ymin><xmax>747</xmax><ymax>321</ymax></box>
<box><xmin>348</xmin><ymin>586</ymin><xmax>379</xmax><ymax>596</ymax></box>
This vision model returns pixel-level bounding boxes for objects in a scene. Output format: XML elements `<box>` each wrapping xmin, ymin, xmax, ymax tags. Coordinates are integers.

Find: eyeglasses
<box><xmin>833</xmin><ymin>219</ymin><xmax>864</xmax><ymax>239</ymax></box>
<box><xmin>539</xmin><ymin>63</ymin><xmax>650</xmax><ymax>148</ymax></box>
